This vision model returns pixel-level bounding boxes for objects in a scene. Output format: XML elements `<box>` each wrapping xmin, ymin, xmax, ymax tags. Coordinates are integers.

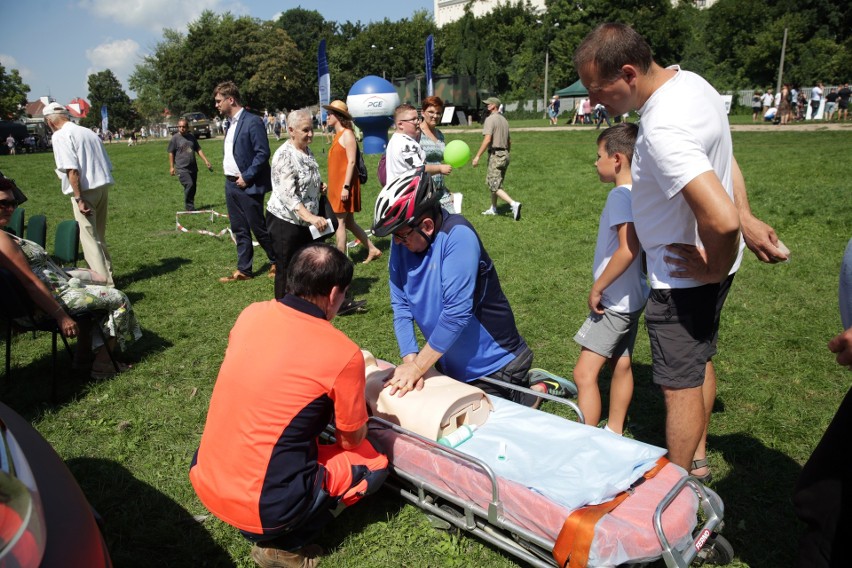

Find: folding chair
<box><xmin>53</xmin><ymin>219</ymin><xmax>80</xmax><ymax>266</ymax></box>
<box><xmin>6</xmin><ymin>207</ymin><xmax>24</xmax><ymax>237</ymax></box>
<box><xmin>0</xmin><ymin>268</ymin><xmax>117</xmax><ymax>400</ymax></box>
<box><xmin>25</xmin><ymin>214</ymin><xmax>47</xmax><ymax>248</ymax></box>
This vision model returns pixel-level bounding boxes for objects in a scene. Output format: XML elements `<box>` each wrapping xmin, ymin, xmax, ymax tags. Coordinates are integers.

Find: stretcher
<box><xmin>362</xmin><ymin>355</ymin><xmax>733</xmax><ymax>568</ymax></box>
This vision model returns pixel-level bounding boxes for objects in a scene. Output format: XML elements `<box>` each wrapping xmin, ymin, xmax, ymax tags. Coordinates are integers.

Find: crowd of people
<box><xmin>753</xmin><ymin>82</ymin><xmax>851</xmax><ymax>123</ymax></box>
<box><xmin>2</xmin><ymin>23</ymin><xmax>849</xmax><ymax>568</ymax></box>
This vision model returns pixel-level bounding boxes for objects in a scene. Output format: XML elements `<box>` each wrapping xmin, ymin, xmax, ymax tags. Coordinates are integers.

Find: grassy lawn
<box><xmin>0</xmin><ymin>127</ymin><xmax>850</xmax><ymax>567</ymax></box>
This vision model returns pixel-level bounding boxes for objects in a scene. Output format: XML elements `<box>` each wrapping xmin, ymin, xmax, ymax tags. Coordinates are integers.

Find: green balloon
<box><xmin>444</xmin><ymin>139</ymin><xmax>471</xmax><ymax>168</ymax></box>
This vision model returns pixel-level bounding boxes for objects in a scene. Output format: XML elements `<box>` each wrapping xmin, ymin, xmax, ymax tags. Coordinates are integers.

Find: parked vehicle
<box><xmin>181</xmin><ymin>112</ymin><xmax>213</xmax><ymax>138</ymax></box>
<box><xmin>0</xmin><ymin>402</ymin><xmax>112</xmax><ymax>567</ymax></box>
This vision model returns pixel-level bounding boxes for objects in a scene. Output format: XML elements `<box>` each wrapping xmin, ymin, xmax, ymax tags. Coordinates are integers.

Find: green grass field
<box><xmin>1</xmin><ymin>126</ymin><xmax>850</xmax><ymax>567</ymax></box>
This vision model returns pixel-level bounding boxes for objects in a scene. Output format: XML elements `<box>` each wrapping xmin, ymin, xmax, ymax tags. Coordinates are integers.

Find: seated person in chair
<box><xmin>0</xmin><ymin>178</ymin><xmax>141</xmax><ymax>378</ymax></box>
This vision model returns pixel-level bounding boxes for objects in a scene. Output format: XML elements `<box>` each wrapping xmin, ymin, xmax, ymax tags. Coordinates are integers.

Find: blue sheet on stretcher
<box><xmin>457</xmin><ymin>397</ymin><xmax>667</xmax><ymax>511</ymax></box>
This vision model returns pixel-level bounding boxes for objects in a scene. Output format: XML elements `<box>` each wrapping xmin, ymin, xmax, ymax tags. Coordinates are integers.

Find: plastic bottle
<box><xmin>438</xmin><ymin>424</ymin><xmax>478</xmax><ymax>448</ymax></box>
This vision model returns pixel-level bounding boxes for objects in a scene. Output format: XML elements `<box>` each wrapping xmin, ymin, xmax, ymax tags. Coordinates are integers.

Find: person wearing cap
<box><xmin>472</xmin><ymin>97</ymin><xmax>522</xmax><ymax>221</ymax></box>
<box><xmin>213</xmin><ymin>81</ymin><xmax>277</xmax><ymax>283</ymax></box>
<box><xmin>167</xmin><ymin>118</ymin><xmax>213</xmax><ymax>211</ymax></box>
<box><xmin>43</xmin><ymin>102</ymin><xmax>116</xmax><ymax>286</ymax></box>
<box><xmin>323</xmin><ymin>100</ymin><xmax>381</xmax><ymax>264</ymax></box>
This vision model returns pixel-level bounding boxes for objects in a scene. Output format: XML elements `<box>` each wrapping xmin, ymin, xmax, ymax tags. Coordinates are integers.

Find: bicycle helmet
<box><xmin>372</xmin><ymin>167</ymin><xmax>439</xmax><ymax>237</ymax></box>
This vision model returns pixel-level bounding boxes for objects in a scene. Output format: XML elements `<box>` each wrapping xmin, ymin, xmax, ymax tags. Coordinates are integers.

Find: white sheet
<box><xmin>457</xmin><ymin>397</ymin><xmax>667</xmax><ymax>510</ymax></box>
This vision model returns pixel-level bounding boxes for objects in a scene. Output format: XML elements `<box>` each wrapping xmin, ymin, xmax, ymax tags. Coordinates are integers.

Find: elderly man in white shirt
<box><xmin>43</xmin><ymin>102</ymin><xmax>115</xmax><ymax>285</ymax></box>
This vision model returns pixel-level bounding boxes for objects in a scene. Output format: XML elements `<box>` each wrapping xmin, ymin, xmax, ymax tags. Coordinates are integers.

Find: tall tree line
<box><xmin>125</xmin><ymin>1</ymin><xmax>850</xmax><ymax>124</ymax></box>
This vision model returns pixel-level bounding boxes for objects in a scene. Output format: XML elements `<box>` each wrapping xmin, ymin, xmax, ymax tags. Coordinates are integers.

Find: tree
<box><xmin>82</xmin><ymin>69</ymin><xmax>136</xmax><ymax>130</ymax></box>
<box><xmin>274</xmin><ymin>8</ymin><xmax>338</xmax><ymax>107</ymax></box>
<box><xmin>0</xmin><ymin>65</ymin><xmax>30</xmax><ymax>120</ymax></box>
<box><xmin>133</xmin><ymin>11</ymin><xmax>304</xmax><ymax>116</ymax></box>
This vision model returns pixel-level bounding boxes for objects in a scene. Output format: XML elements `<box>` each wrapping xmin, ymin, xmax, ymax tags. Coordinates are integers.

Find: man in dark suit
<box><xmin>213</xmin><ymin>81</ymin><xmax>276</xmax><ymax>282</ymax></box>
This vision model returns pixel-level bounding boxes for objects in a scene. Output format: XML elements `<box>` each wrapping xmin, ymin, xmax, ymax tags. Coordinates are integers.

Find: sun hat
<box><xmin>322</xmin><ymin>100</ymin><xmax>352</xmax><ymax>120</ymax></box>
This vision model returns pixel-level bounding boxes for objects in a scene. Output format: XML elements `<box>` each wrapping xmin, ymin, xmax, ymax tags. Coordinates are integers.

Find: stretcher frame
<box><xmin>366</xmin><ymin>377</ymin><xmax>729</xmax><ymax>568</ymax></box>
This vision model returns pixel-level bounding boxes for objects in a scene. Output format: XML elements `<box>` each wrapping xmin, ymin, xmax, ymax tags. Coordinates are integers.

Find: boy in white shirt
<box><xmin>572</xmin><ymin>123</ymin><xmax>648</xmax><ymax>435</ymax></box>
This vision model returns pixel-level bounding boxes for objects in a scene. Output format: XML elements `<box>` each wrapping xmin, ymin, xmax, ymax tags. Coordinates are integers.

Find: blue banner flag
<box><xmin>100</xmin><ymin>104</ymin><xmax>108</xmax><ymax>134</ymax></box>
<box><xmin>318</xmin><ymin>39</ymin><xmax>330</xmax><ymax>124</ymax></box>
<box><xmin>425</xmin><ymin>34</ymin><xmax>434</xmax><ymax>97</ymax></box>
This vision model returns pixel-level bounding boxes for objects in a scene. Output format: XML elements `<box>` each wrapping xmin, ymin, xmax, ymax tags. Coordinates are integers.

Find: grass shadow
<box><xmin>116</xmin><ymin>256</ymin><xmax>192</xmax><ymax>288</ymax></box>
<box><xmin>709</xmin><ymin>432</ymin><xmax>803</xmax><ymax>566</ymax></box>
<box><xmin>1</xmin><ymin>328</ymin><xmax>173</xmax><ymax>420</ymax></box>
<box><xmin>67</xmin><ymin>457</ymin><xmax>234</xmax><ymax>567</ymax></box>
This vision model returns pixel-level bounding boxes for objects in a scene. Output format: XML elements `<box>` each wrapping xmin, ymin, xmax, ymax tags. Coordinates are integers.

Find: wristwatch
<box><xmin>74</xmin><ymin>197</ymin><xmax>83</xmax><ymax>203</ymax></box>
<box><xmin>343</xmin><ymin>184</ymin><xmax>350</xmax><ymax>190</ymax></box>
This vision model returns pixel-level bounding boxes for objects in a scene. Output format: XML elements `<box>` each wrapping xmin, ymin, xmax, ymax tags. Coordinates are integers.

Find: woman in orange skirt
<box><xmin>324</xmin><ymin>100</ymin><xmax>382</xmax><ymax>263</ymax></box>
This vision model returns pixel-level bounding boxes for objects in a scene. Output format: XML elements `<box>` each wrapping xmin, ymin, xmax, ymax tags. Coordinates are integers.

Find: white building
<box><xmin>434</xmin><ymin>0</ymin><xmax>546</xmax><ymax>28</ymax></box>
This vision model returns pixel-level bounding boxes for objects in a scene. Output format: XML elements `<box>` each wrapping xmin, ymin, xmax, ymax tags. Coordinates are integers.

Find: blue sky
<box><xmin>1</xmin><ymin>0</ymin><xmax>433</xmax><ymax>105</ymax></box>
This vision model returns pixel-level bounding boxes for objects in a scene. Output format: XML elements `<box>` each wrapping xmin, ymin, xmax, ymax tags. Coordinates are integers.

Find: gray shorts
<box><xmin>574</xmin><ymin>306</ymin><xmax>642</xmax><ymax>359</ymax></box>
<box><xmin>645</xmin><ymin>275</ymin><xmax>734</xmax><ymax>389</ymax></box>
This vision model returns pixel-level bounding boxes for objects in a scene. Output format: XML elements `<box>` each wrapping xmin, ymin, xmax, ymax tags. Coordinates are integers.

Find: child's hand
<box><xmin>588</xmin><ymin>288</ymin><xmax>605</xmax><ymax>314</ymax></box>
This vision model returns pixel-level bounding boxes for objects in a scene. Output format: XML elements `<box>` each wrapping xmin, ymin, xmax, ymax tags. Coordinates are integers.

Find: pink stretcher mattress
<box><xmin>372</xmin><ymin>427</ymin><xmax>699</xmax><ymax>566</ymax></box>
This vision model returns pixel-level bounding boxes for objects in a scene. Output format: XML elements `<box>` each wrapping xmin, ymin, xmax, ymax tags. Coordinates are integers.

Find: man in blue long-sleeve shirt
<box><xmin>373</xmin><ymin>169</ymin><xmax>545</xmax><ymax>405</ymax></box>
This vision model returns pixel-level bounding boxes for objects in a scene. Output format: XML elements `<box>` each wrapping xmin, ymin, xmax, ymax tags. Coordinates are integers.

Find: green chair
<box><xmin>25</xmin><ymin>214</ymin><xmax>47</xmax><ymax>248</ymax></box>
<box><xmin>6</xmin><ymin>207</ymin><xmax>24</xmax><ymax>237</ymax></box>
<box><xmin>53</xmin><ymin>220</ymin><xmax>80</xmax><ymax>266</ymax></box>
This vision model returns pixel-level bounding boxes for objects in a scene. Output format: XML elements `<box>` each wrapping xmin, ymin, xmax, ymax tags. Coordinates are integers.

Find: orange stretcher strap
<box><xmin>553</xmin><ymin>456</ymin><xmax>670</xmax><ymax>568</ymax></box>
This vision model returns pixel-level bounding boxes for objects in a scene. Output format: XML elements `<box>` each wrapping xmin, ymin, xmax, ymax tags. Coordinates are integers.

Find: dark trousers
<box><xmin>470</xmin><ymin>344</ymin><xmax>536</xmax><ymax>407</ymax></box>
<box><xmin>177</xmin><ymin>168</ymin><xmax>197</xmax><ymax>210</ymax></box>
<box><xmin>224</xmin><ymin>179</ymin><xmax>275</xmax><ymax>276</ymax></box>
<box><xmin>793</xmin><ymin>386</ymin><xmax>852</xmax><ymax>567</ymax></box>
<box><xmin>266</xmin><ymin>214</ymin><xmax>313</xmax><ymax>299</ymax></box>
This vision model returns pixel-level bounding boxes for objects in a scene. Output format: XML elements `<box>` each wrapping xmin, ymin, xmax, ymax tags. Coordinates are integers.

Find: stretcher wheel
<box><xmin>695</xmin><ymin>532</ymin><xmax>734</xmax><ymax>565</ymax></box>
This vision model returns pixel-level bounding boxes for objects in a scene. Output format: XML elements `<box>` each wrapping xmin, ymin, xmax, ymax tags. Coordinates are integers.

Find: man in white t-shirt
<box><xmin>43</xmin><ymin>102</ymin><xmax>115</xmax><ymax>285</ymax></box>
<box><xmin>810</xmin><ymin>82</ymin><xmax>823</xmax><ymax>120</ymax></box>
<box><xmin>575</xmin><ymin>23</ymin><xmax>788</xmax><ymax>479</ymax></box>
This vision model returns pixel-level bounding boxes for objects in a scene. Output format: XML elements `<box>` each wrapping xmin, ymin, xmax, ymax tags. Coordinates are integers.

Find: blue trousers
<box><xmin>224</xmin><ymin>179</ymin><xmax>275</xmax><ymax>276</ymax></box>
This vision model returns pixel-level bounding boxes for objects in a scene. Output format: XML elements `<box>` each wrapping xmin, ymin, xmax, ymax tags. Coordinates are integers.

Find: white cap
<box><xmin>42</xmin><ymin>102</ymin><xmax>69</xmax><ymax>117</ymax></box>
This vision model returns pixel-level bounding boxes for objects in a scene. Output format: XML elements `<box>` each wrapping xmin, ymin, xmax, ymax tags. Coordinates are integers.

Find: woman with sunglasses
<box><xmin>0</xmin><ymin>178</ymin><xmax>141</xmax><ymax>379</ymax></box>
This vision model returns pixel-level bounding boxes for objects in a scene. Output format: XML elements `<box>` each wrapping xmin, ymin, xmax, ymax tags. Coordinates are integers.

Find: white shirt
<box><xmin>811</xmin><ymin>86</ymin><xmax>823</xmax><ymax>102</ymax></box>
<box><xmin>385</xmin><ymin>132</ymin><xmax>425</xmax><ymax>184</ymax></box>
<box><xmin>51</xmin><ymin>121</ymin><xmax>114</xmax><ymax>195</ymax></box>
<box><xmin>222</xmin><ymin>108</ymin><xmax>243</xmax><ymax>177</ymax></box>
<box><xmin>593</xmin><ymin>184</ymin><xmax>649</xmax><ymax>312</ymax></box>
<box><xmin>631</xmin><ymin>66</ymin><xmax>743</xmax><ymax>289</ymax></box>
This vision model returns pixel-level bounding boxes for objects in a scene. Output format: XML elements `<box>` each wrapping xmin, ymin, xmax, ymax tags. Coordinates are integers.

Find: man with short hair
<box><xmin>574</xmin><ymin>23</ymin><xmax>787</xmax><ymax>479</ymax></box>
<box><xmin>5</xmin><ymin>134</ymin><xmax>15</xmax><ymax>155</ymax></box>
<box><xmin>167</xmin><ymin>118</ymin><xmax>212</xmax><ymax>211</ymax></box>
<box><xmin>810</xmin><ymin>82</ymin><xmax>824</xmax><ymax>119</ymax></box>
<box><xmin>472</xmin><ymin>97</ymin><xmax>522</xmax><ymax>220</ymax></box>
<box><xmin>43</xmin><ymin>102</ymin><xmax>115</xmax><ymax>285</ymax></box>
<box><xmin>836</xmin><ymin>83</ymin><xmax>850</xmax><ymax>122</ymax></box>
<box><xmin>213</xmin><ymin>81</ymin><xmax>276</xmax><ymax>282</ymax></box>
<box><xmin>190</xmin><ymin>243</ymin><xmax>388</xmax><ymax>568</ymax></box>
<box><xmin>385</xmin><ymin>104</ymin><xmax>451</xmax><ymax>186</ymax></box>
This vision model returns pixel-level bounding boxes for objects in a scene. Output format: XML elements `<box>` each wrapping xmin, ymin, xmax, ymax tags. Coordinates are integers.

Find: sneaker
<box><xmin>218</xmin><ymin>270</ymin><xmax>252</xmax><ymax>283</ymax></box>
<box><xmin>528</xmin><ymin>369</ymin><xmax>577</xmax><ymax>397</ymax></box>
<box><xmin>511</xmin><ymin>202</ymin><xmax>522</xmax><ymax>221</ymax></box>
<box><xmin>250</xmin><ymin>543</ymin><xmax>322</xmax><ymax>568</ymax></box>
<box><xmin>481</xmin><ymin>208</ymin><xmax>497</xmax><ymax>216</ymax></box>
<box><xmin>337</xmin><ymin>299</ymin><xmax>367</xmax><ymax>316</ymax></box>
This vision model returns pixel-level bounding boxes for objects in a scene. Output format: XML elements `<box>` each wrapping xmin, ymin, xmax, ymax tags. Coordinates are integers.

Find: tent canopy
<box><xmin>555</xmin><ymin>80</ymin><xmax>588</xmax><ymax>97</ymax></box>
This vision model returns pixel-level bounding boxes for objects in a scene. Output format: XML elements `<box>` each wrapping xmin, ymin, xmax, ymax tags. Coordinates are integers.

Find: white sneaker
<box><xmin>481</xmin><ymin>208</ymin><xmax>497</xmax><ymax>216</ymax></box>
<box><xmin>511</xmin><ymin>202</ymin><xmax>522</xmax><ymax>221</ymax></box>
